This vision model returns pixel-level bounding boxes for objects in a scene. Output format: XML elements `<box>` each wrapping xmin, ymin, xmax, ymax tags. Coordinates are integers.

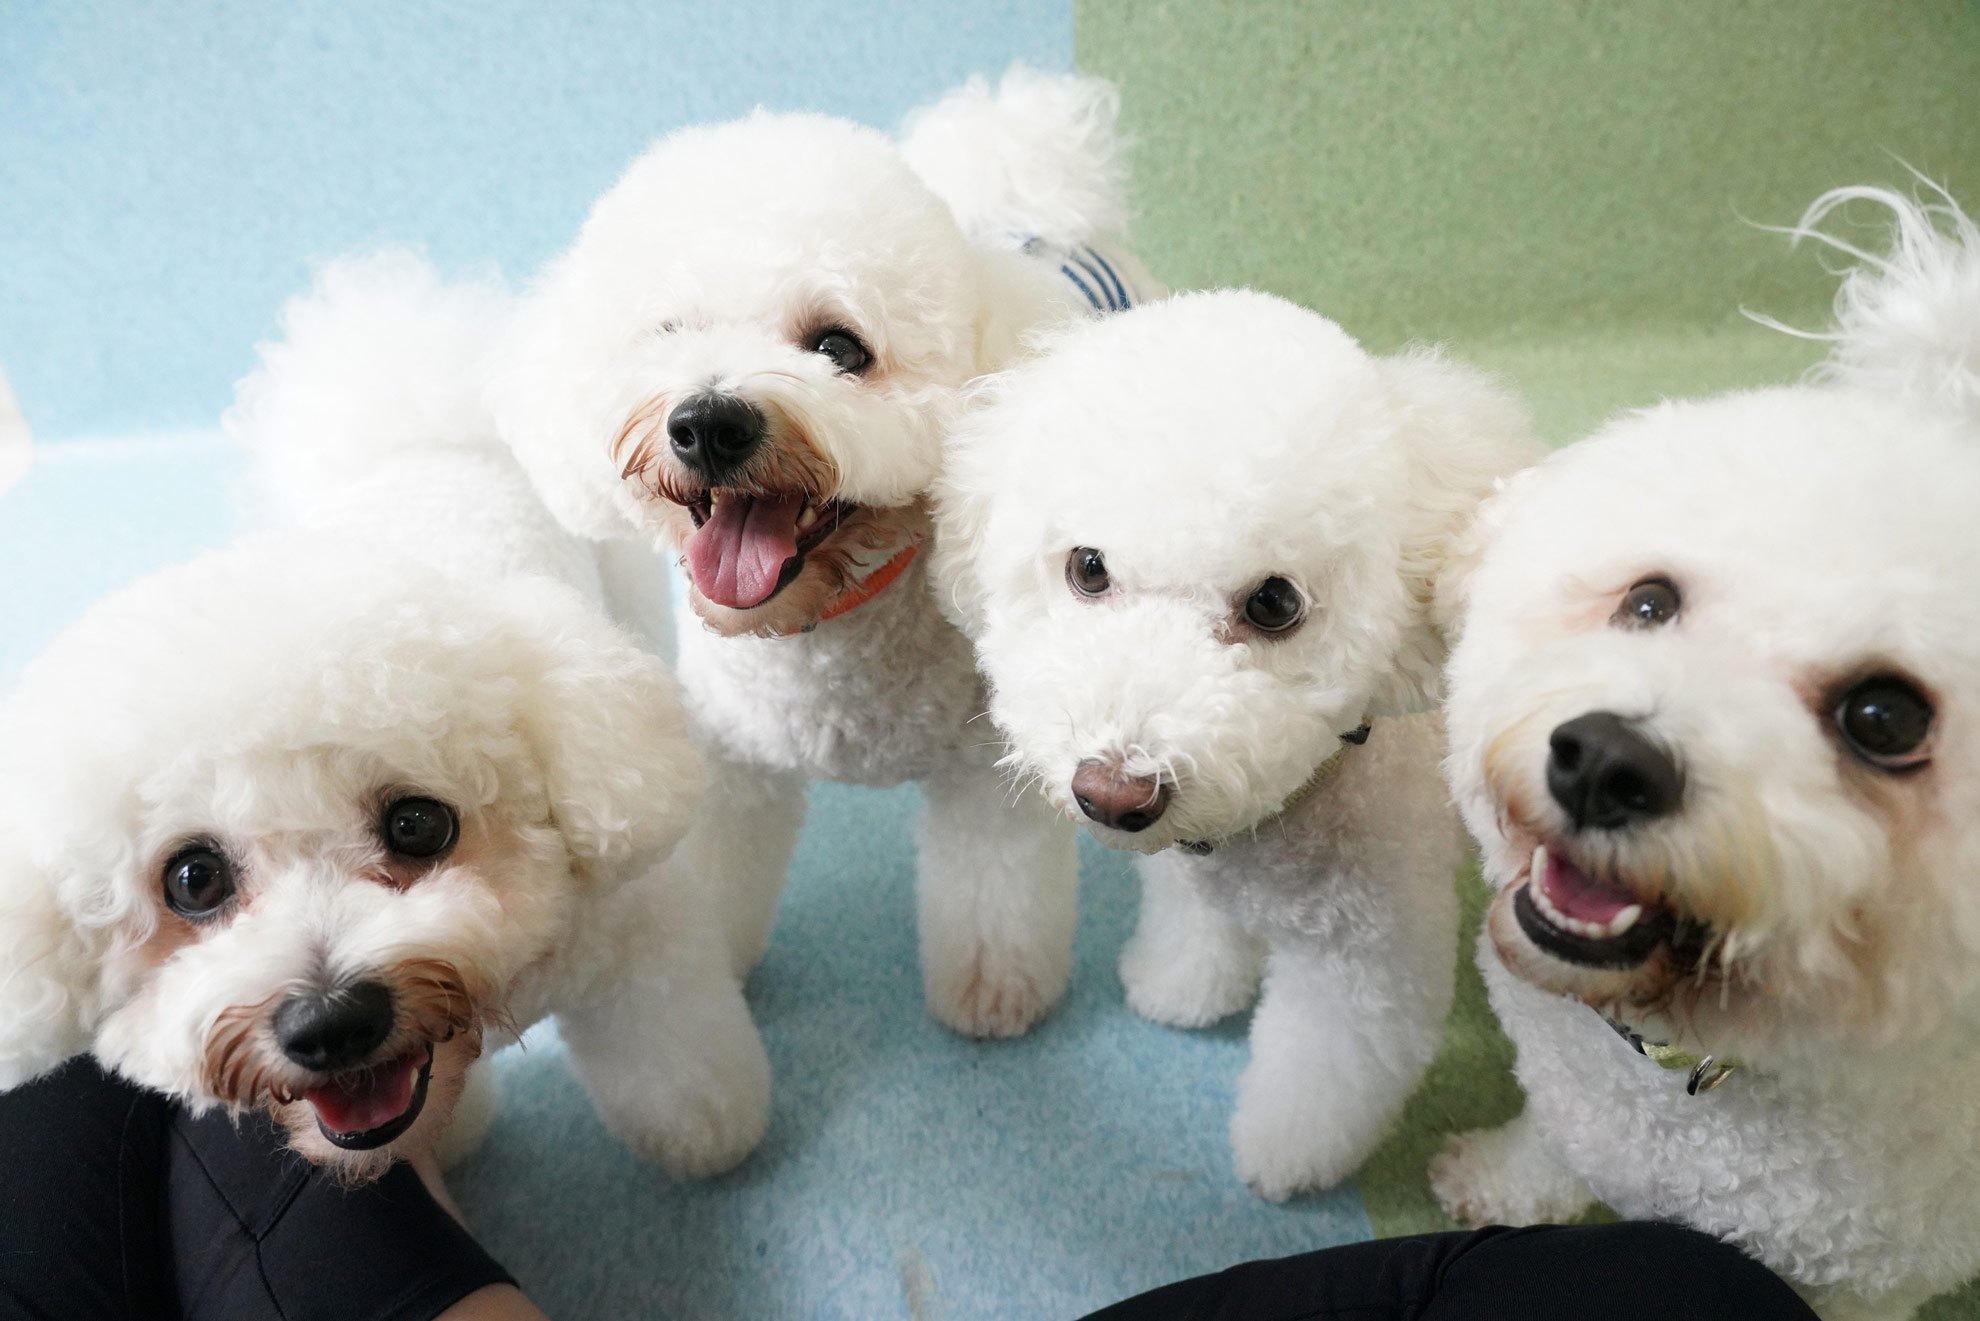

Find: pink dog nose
<box><xmin>1071</xmin><ymin>760</ymin><xmax>1170</xmax><ymax>832</ymax></box>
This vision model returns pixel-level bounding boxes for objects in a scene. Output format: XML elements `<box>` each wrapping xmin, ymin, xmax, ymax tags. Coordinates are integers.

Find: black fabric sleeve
<box><xmin>1081</xmin><ymin>1221</ymin><xmax>1819</xmax><ymax>1321</ymax></box>
<box><xmin>166</xmin><ymin>1104</ymin><xmax>515</xmax><ymax>1321</ymax></box>
<box><xmin>0</xmin><ymin>1056</ymin><xmax>513</xmax><ymax>1321</ymax></box>
<box><xmin>0</xmin><ymin>1058</ymin><xmax>177</xmax><ymax>1321</ymax></box>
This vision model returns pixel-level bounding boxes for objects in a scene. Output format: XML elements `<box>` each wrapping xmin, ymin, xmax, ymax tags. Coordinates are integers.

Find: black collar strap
<box><xmin>1175</xmin><ymin>719</ymin><xmax>1372</xmax><ymax>855</ymax></box>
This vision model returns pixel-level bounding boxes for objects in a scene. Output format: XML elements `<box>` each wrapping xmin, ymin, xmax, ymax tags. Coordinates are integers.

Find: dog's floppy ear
<box><xmin>0</xmin><ymin>680</ymin><xmax>122</xmax><ymax>1089</ymax></box>
<box><xmin>947</xmin><ymin>251</ymin><xmax>1086</xmax><ymax>630</ymax></box>
<box><xmin>505</xmin><ymin>580</ymin><xmax>703</xmax><ymax>890</ymax></box>
<box><xmin>1372</xmin><ymin>348</ymin><xmax>1548</xmax><ymax>713</ymax></box>
<box><xmin>929</xmin><ymin>355</ymin><xmax>1037</xmax><ymax>637</ymax></box>
<box><xmin>929</xmin><ymin>459</ymin><xmax>994</xmax><ymax>639</ymax></box>
<box><xmin>0</xmin><ymin>848</ymin><xmax>102</xmax><ymax>1089</ymax></box>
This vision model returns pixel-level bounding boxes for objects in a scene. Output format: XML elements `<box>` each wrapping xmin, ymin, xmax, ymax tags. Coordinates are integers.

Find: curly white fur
<box><xmin>934</xmin><ymin>289</ymin><xmax>1542</xmax><ymax>1196</ymax></box>
<box><xmin>0</xmin><ymin>254</ymin><xmax>768</xmax><ymax>1183</ymax></box>
<box><xmin>493</xmin><ymin>71</ymin><xmax>1157</xmax><ymax>1039</ymax></box>
<box><xmin>1434</xmin><ymin>185</ymin><xmax>1980</xmax><ymax>1318</ymax></box>
<box><xmin>1754</xmin><ymin>179</ymin><xmax>1980</xmax><ymax>429</ymax></box>
<box><xmin>899</xmin><ymin>64</ymin><xmax>1130</xmax><ymax>249</ymax></box>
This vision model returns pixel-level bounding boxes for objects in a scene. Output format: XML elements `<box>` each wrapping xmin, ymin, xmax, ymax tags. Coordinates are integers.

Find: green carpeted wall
<box><xmin>1076</xmin><ymin>5</ymin><xmax>1980</xmax><ymax>1312</ymax></box>
<box><xmin>1078</xmin><ymin>0</ymin><xmax>1980</xmax><ymax>441</ymax></box>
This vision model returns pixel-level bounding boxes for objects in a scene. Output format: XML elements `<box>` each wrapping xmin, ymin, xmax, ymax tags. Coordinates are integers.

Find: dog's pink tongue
<box><xmin>1538</xmin><ymin>851</ymin><xmax>1640</xmax><ymax>924</ymax></box>
<box><xmin>685</xmin><ymin>494</ymin><xmax>805</xmax><ymax>609</ymax></box>
<box><xmin>305</xmin><ymin>1052</ymin><xmax>421</xmax><ymax>1136</ymax></box>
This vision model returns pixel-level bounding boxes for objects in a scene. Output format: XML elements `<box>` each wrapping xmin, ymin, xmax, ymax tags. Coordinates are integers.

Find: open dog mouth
<box><xmin>305</xmin><ymin>1045</ymin><xmax>435</xmax><ymax>1151</ymax></box>
<box><xmin>1511</xmin><ymin>843</ymin><xmax>1692</xmax><ymax>970</ymax></box>
<box><xmin>683</xmin><ymin>490</ymin><xmax>855</xmax><ymax>609</ymax></box>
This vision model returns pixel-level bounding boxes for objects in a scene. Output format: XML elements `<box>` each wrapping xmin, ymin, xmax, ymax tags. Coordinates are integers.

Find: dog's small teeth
<box><xmin>797</xmin><ymin>504</ymin><xmax>820</xmax><ymax>532</ymax></box>
<box><xmin>1529</xmin><ymin>851</ymin><xmax>1644</xmax><ymax>940</ymax></box>
<box><xmin>1530</xmin><ymin>870</ymin><xmax>1576</xmax><ymax>931</ymax></box>
<box><xmin>1605</xmin><ymin>904</ymin><xmax>1643</xmax><ymax>937</ymax></box>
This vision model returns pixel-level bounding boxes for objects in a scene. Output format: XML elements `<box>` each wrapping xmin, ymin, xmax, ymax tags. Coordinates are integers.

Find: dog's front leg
<box><xmin>915</xmin><ymin>763</ymin><xmax>1078</xmax><ymax>1038</ymax></box>
<box><xmin>555</xmin><ymin>857</ymin><xmax>772</xmax><ymax>1179</ymax></box>
<box><xmin>431</xmin><ymin>1060</ymin><xmax>500</xmax><ymax>1170</ymax></box>
<box><xmin>668</xmin><ymin>749</ymin><xmax>809</xmax><ymax>978</ymax></box>
<box><xmin>1427</xmin><ymin>1108</ymin><xmax>1597</xmax><ymax>1228</ymax></box>
<box><xmin>1230</xmin><ymin>922</ymin><xmax>1454</xmax><ymax>1200</ymax></box>
<box><xmin>1120</xmin><ymin>850</ymin><xmax>1265</xmax><ymax>1027</ymax></box>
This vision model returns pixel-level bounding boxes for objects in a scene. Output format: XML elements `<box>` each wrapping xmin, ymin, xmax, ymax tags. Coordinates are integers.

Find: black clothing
<box><xmin>1082</xmin><ymin>1221</ymin><xmax>1819</xmax><ymax>1321</ymax></box>
<box><xmin>0</xmin><ymin>1059</ymin><xmax>512</xmax><ymax>1321</ymax></box>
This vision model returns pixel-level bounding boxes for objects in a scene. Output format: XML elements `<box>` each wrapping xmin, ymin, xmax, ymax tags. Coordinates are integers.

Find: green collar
<box><xmin>1602</xmin><ymin>1013</ymin><xmax>1741</xmax><ymax>1095</ymax></box>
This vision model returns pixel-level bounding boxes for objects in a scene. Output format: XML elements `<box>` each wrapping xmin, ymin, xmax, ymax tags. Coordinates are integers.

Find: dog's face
<box><xmin>0</xmin><ymin>540</ymin><xmax>699</xmax><ymax>1180</ymax></box>
<box><xmin>935</xmin><ymin>290</ymin><xmax>1537</xmax><ymax>852</ymax></box>
<box><xmin>502</xmin><ymin>111</ymin><xmax>1050</xmax><ymax>637</ymax></box>
<box><xmin>1447</xmin><ymin>386</ymin><xmax>1980</xmax><ymax>1051</ymax></box>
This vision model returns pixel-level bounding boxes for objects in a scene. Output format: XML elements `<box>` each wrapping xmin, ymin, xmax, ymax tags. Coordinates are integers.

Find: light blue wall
<box><xmin>0</xmin><ymin>0</ymin><xmax>1071</xmax><ymax>440</ymax></box>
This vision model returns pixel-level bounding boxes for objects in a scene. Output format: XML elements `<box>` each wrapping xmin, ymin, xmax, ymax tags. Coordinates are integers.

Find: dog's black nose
<box><xmin>1071</xmin><ymin>760</ymin><xmax>1171</xmax><ymax>832</ymax></box>
<box><xmin>272</xmin><ymin>981</ymin><xmax>396</xmax><ymax>1073</ymax></box>
<box><xmin>667</xmin><ymin>392</ymin><xmax>764</xmax><ymax>482</ymax></box>
<box><xmin>1546</xmin><ymin>711</ymin><xmax>1683</xmax><ymax>830</ymax></box>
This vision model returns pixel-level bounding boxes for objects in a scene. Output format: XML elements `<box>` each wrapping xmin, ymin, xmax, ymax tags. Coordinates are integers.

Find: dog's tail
<box><xmin>1762</xmin><ymin>180</ymin><xmax>1980</xmax><ymax>427</ymax></box>
<box><xmin>229</xmin><ymin>249</ymin><xmax>511</xmax><ymax>523</ymax></box>
<box><xmin>900</xmin><ymin>64</ymin><xmax>1132</xmax><ymax>250</ymax></box>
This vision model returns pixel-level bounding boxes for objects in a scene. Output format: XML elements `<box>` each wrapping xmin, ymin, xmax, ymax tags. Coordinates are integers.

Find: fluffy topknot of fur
<box><xmin>1763</xmin><ymin>180</ymin><xmax>1980</xmax><ymax>427</ymax></box>
<box><xmin>899</xmin><ymin>63</ymin><xmax>1130</xmax><ymax>248</ymax></box>
<box><xmin>229</xmin><ymin>249</ymin><xmax>511</xmax><ymax>521</ymax></box>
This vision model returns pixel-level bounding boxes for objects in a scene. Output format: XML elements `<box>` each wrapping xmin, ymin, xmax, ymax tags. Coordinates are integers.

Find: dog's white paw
<box><xmin>620</xmin><ymin>1088</ymin><xmax>770</xmax><ymax>1181</ymax></box>
<box><xmin>1226</xmin><ymin>1019</ymin><xmax>1411</xmax><ymax>1201</ymax></box>
<box><xmin>1228</xmin><ymin>1084</ymin><xmax>1368</xmax><ymax>1201</ymax></box>
<box><xmin>1120</xmin><ymin>925</ymin><xmax>1263</xmax><ymax>1028</ymax></box>
<box><xmin>432</xmin><ymin>1059</ymin><xmax>499</xmax><ymax>1171</ymax></box>
<box><xmin>1428</xmin><ymin>1123</ymin><xmax>1596</xmax><ymax>1227</ymax></box>
<box><xmin>588</xmin><ymin>1038</ymin><xmax>772</xmax><ymax>1180</ymax></box>
<box><xmin>924</xmin><ymin>939</ymin><xmax>1067</xmax><ymax>1039</ymax></box>
<box><xmin>564</xmin><ymin>986</ymin><xmax>774</xmax><ymax>1180</ymax></box>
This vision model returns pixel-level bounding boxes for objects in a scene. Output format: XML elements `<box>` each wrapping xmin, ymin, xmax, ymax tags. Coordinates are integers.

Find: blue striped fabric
<box><xmin>1015</xmin><ymin>233</ymin><xmax>1150</xmax><ymax>312</ymax></box>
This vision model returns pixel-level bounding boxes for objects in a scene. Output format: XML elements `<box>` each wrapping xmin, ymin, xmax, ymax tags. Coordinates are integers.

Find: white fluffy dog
<box><xmin>0</xmin><ymin>255</ymin><xmax>768</xmax><ymax>1184</ymax></box>
<box><xmin>934</xmin><ymin>288</ymin><xmax>1542</xmax><ymax>1197</ymax></box>
<box><xmin>496</xmin><ymin>68</ymin><xmax>1159</xmax><ymax>1037</ymax></box>
<box><xmin>1430</xmin><ymin>186</ymin><xmax>1980</xmax><ymax>1319</ymax></box>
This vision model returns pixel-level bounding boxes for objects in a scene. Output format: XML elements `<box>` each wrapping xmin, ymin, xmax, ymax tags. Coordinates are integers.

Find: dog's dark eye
<box><xmin>1613</xmin><ymin>577</ymin><xmax>1680</xmax><ymax>629</ymax></box>
<box><xmin>1835</xmin><ymin>675</ymin><xmax>1933</xmax><ymax>770</ymax></box>
<box><xmin>163</xmin><ymin>844</ymin><xmax>235</xmax><ymax>918</ymax></box>
<box><xmin>808</xmin><ymin>327</ymin><xmax>871</xmax><ymax>375</ymax></box>
<box><xmin>1066</xmin><ymin>546</ymin><xmax>1111</xmax><ymax>598</ymax></box>
<box><xmin>381</xmin><ymin>797</ymin><xmax>459</xmax><ymax>859</ymax></box>
<box><xmin>1243</xmin><ymin>577</ymin><xmax>1305</xmax><ymax>633</ymax></box>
